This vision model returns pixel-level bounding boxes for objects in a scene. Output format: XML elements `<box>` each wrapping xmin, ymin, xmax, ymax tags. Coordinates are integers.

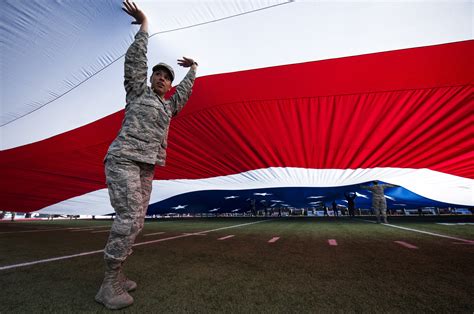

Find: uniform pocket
<box><xmin>111</xmin><ymin>219</ymin><xmax>133</xmax><ymax>235</ymax></box>
<box><xmin>126</xmin><ymin>131</ymin><xmax>149</xmax><ymax>151</ymax></box>
<box><xmin>128</xmin><ymin>132</ymin><xmax>149</xmax><ymax>143</ymax></box>
<box><xmin>105</xmin><ymin>158</ymin><xmax>135</xmax><ymax>236</ymax></box>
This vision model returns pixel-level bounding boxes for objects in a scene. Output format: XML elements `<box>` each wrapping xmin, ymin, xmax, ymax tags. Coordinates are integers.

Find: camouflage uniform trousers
<box><xmin>372</xmin><ymin>197</ymin><xmax>387</xmax><ymax>220</ymax></box>
<box><xmin>103</xmin><ymin>155</ymin><xmax>155</xmax><ymax>263</ymax></box>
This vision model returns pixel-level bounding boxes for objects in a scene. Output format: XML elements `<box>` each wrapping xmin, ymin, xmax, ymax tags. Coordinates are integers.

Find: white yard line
<box><xmin>132</xmin><ymin>233</ymin><xmax>196</xmax><ymax>248</ymax></box>
<box><xmin>355</xmin><ymin>218</ymin><xmax>473</xmax><ymax>243</ymax></box>
<box><xmin>218</xmin><ymin>235</ymin><xmax>235</xmax><ymax>240</ymax></box>
<box><xmin>355</xmin><ymin>218</ymin><xmax>377</xmax><ymax>224</ymax></box>
<box><xmin>143</xmin><ymin>231</ymin><xmax>165</xmax><ymax>236</ymax></box>
<box><xmin>394</xmin><ymin>241</ymin><xmax>418</xmax><ymax>249</ymax></box>
<box><xmin>194</xmin><ymin>219</ymin><xmax>271</xmax><ymax>235</ymax></box>
<box><xmin>0</xmin><ymin>219</ymin><xmax>272</xmax><ymax>271</ymax></box>
<box><xmin>182</xmin><ymin>233</ymin><xmax>206</xmax><ymax>236</ymax></box>
<box><xmin>436</xmin><ymin>223</ymin><xmax>474</xmax><ymax>226</ymax></box>
<box><xmin>0</xmin><ymin>229</ymin><xmax>52</xmax><ymax>234</ymax></box>
<box><xmin>0</xmin><ymin>225</ymin><xmax>110</xmax><ymax>235</ymax></box>
<box><xmin>0</xmin><ymin>250</ymin><xmax>104</xmax><ymax>271</ymax></box>
<box><xmin>69</xmin><ymin>228</ymin><xmax>95</xmax><ymax>232</ymax></box>
<box><xmin>383</xmin><ymin>224</ymin><xmax>473</xmax><ymax>243</ymax></box>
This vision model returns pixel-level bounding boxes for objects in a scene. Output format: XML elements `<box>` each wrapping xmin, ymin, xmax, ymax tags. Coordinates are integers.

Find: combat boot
<box><xmin>383</xmin><ymin>216</ymin><xmax>388</xmax><ymax>224</ymax></box>
<box><xmin>118</xmin><ymin>266</ymin><xmax>137</xmax><ymax>292</ymax></box>
<box><xmin>95</xmin><ymin>261</ymin><xmax>134</xmax><ymax>310</ymax></box>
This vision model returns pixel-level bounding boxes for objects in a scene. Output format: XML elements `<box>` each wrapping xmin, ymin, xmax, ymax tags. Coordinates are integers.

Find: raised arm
<box><xmin>122</xmin><ymin>0</ymin><xmax>149</xmax><ymax>100</ymax></box>
<box><xmin>168</xmin><ymin>57</ymin><xmax>198</xmax><ymax>116</ymax></box>
<box><xmin>122</xmin><ymin>0</ymin><xmax>148</xmax><ymax>33</ymax></box>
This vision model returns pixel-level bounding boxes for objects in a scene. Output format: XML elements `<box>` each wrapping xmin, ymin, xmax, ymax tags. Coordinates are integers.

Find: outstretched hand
<box><xmin>178</xmin><ymin>57</ymin><xmax>197</xmax><ymax>68</ymax></box>
<box><xmin>122</xmin><ymin>0</ymin><xmax>147</xmax><ymax>25</ymax></box>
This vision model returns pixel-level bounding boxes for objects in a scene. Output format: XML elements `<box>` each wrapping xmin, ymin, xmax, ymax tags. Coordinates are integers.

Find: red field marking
<box><xmin>268</xmin><ymin>237</ymin><xmax>280</xmax><ymax>243</ymax></box>
<box><xmin>328</xmin><ymin>239</ymin><xmax>338</xmax><ymax>246</ymax></box>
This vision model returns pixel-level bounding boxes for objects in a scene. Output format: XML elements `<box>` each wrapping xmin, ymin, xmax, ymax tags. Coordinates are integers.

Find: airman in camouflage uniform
<box><xmin>361</xmin><ymin>181</ymin><xmax>396</xmax><ymax>224</ymax></box>
<box><xmin>95</xmin><ymin>0</ymin><xmax>197</xmax><ymax>310</ymax></box>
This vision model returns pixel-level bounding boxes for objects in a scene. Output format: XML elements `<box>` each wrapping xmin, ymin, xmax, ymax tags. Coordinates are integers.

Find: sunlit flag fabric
<box><xmin>1</xmin><ymin>0</ymin><xmax>473</xmax><ymax>215</ymax></box>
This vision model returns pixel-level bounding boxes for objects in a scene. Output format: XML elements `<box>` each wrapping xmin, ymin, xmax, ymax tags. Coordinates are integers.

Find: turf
<box><xmin>0</xmin><ymin>216</ymin><xmax>473</xmax><ymax>313</ymax></box>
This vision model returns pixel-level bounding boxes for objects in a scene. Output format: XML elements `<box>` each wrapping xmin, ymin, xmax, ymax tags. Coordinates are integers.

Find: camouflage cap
<box><xmin>152</xmin><ymin>62</ymin><xmax>175</xmax><ymax>81</ymax></box>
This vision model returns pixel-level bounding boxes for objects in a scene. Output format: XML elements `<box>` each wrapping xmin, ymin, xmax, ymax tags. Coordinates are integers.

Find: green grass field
<box><xmin>1</xmin><ymin>216</ymin><xmax>473</xmax><ymax>313</ymax></box>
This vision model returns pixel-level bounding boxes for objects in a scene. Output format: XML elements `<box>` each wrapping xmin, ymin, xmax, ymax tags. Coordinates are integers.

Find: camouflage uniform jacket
<box><xmin>361</xmin><ymin>184</ymin><xmax>395</xmax><ymax>207</ymax></box>
<box><xmin>106</xmin><ymin>31</ymin><xmax>196</xmax><ymax>166</ymax></box>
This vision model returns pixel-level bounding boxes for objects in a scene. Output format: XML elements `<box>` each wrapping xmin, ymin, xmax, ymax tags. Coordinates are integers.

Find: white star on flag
<box><xmin>231</xmin><ymin>209</ymin><xmax>240</xmax><ymax>212</ymax></box>
<box><xmin>172</xmin><ymin>205</ymin><xmax>187</xmax><ymax>210</ymax></box>
<box><xmin>209</xmin><ymin>208</ymin><xmax>219</xmax><ymax>212</ymax></box>
<box><xmin>254</xmin><ymin>192</ymin><xmax>272</xmax><ymax>196</ymax></box>
<box><xmin>224</xmin><ymin>196</ymin><xmax>239</xmax><ymax>199</ymax></box>
<box><xmin>271</xmin><ymin>200</ymin><xmax>283</xmax><ymax>203</ymax></box>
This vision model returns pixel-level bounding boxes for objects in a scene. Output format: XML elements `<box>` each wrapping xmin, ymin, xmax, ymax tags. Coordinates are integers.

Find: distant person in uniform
<box><xmin>360</xmin><ymin>181</ymin><xmax>396</xmax><ymax>224</ymax></box>
<box><xmin>250</xmin><ymin>199</ymin><xmax>257</xmax><ymax>217</ymax></box>
<box><xmin>95</xmin><ymin>1</ymin><xmax>197</xmax><ymax>310</ymax></box>
<box><xmin>332</xmin><ymin>200</ymin><xmax>338</xmax><ymax>217</ymax></box>
<box><xmin>323</xmin><ymin>206</ymin><xmax>329</xmax><ymax>217</ymax></box>
<box><xmin>344</xmin><ymin>191</ymin><xmax>356</xmax><ymax>218</ymax></box>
